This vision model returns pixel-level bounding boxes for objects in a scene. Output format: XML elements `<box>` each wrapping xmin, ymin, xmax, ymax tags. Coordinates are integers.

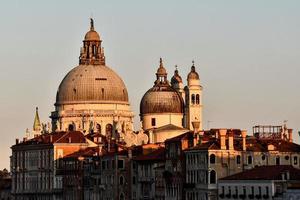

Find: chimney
<box><xmin>23</xmin><ymin>137</ymin><xmax>27</xmax><ymax>142</ymax></box>
<box><xmin>149</xmin><ymin>130</ymin><xmax>154</xmax><ymax>143</ymax></box>
<box><xmin>219</xmin><ymin>129</ymin><xmax>227</xmax><ymax>150</ymax></box>
<box><xmin>192</xmin><ymin>121</ymin><xmax>201</xmax><ymax>145</ymax></box>
<box><xmin>228</xmin><ymin>130</ymin><xmax>234</xmax><ymax>150</ymax></box>
<box><xmin>241</xmin><ymin>130</ymin><xmax>247</xmax><ymax>151</ymax></box>
<box><xmin>68</xmin><ymin>137</ymin><xmax>72</xmax><ymax>143</ymax></box>
<box><xmin>16</xmin><ymin>138</ymin><xmax>19</xmax><ymax>144</ymax></box>
<box><xmin>288</xmin><ymin>129</ymin><xmax>293</xmax><ymax>143</ymax></box>
<box><xmin>128</xmin><ymin>149</ymin><xmax>132</xmax><ymax>159</ymax></box>
<box><xmin>192</xmin><ymin>121</ymin><xmax>200</xmax><ymax>133</ymax></box>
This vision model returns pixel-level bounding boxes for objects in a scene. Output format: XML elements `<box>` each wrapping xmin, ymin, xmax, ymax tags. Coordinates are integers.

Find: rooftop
<box><xmin>220</xmin><ymin>165</ymin><xmax>300</xmax><ymax>181</ymax></box>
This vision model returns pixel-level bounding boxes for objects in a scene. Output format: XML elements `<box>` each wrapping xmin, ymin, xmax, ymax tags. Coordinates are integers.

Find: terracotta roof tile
<box><xmin>221</xmin><ymin>165</ymin><xmax>300</xmax><ymax>180</ymax></box>
<box><xmin>55</xmin><ymin>131</ymin><xmax>86</xmax><ymax>143</ymax></box>
<box><xmin>165</xmin><ymin>131</ymin><xmax>193</xmax><ymax>143</ymax></box>
<box><xmin>133</xmin><ymin>148</ymin><xmax>165</xmax><ymax>162</ymax></box>
<box><xmin>64</xmin><ymin>147</ymin><xmax>99</xmax><ymax>158</ymax></box>
<box><xmin>152</xmin><ymin>124</ymin><xmax>187</xmax><ymax>133</ymax></box>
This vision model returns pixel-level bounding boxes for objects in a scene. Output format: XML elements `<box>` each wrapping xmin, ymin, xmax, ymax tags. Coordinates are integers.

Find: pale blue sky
<box><xmin>0</xmin><ymin>0</ymin><xmax>300</xmax><ymax>169</ymax></box>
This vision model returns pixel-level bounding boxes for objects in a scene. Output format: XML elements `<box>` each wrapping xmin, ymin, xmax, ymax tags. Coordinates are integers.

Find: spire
<box><xmin>33</xmin><ymin>107</ymin><xmax>41</xmax><ymax>132</ymax></box>
<box><xmin>191</xmin><ymin>60</ymin><xmax>196</xmax><ymax>72</ymax></box>
<box><xmin>90</xmin><ymin>18</ymin><xmax>94</xmax><ymax>30</ymax></box>
<box><xmin>159</xmin><ymin>57</ymin><xmax>163</xmax><ymax>67</ymax></box>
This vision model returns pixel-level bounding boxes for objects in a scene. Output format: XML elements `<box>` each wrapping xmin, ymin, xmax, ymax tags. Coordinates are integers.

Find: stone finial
<box><xmin>90</xmin><ymin>18</ymin><xmax>94</xmax><ymax>30</ymax></box>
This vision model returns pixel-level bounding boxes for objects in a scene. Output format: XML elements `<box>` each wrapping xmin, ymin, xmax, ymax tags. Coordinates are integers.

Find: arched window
<box><xmin>106</xmin><ymin>124</ymin><xmax>113</xmax><ymax>138</ymax></box>
<box><xmin>119</xmin><ymin>193</ymin><xmax>125</xmax><ymax>200</ymax></box>
<box><xmin>196</xmin><ymin>94</ymin><xmax>200</xmax><ymax>104</ymax></box>
<box><xmin>92</xmin><ymin>45</ymin><xmax>96</xmax><ymax>55</ymax></box>
<box><xmin>68</xmin><ymin>123</ymin><xmax>75</xmax><ymax>131</ymax></box>
<box><xmin>210</xmin><ymin>170</ymin><xmax>216</xmax><ymax>184</ymax></box>
<box><xmin>96</xmin><ymin>123</ymin><xmax>101</xmax><ymax>133</ymax></box>
<box><xmin>210</xmin><ymin>154</ymin><xmax>216</xmax><ymax>164</ymax></box>
<box><xmin>294</xmin><ymin>156</ymin><xmax>298</xmax><ymax>165</ymax></box>
<box><xmin>276</xmin><ymin>156</ymin><xmax>280</xmax><ymax>165</ymax></box>
<box><xmin>236</xmin><ymin>155</ymin><xmax>241</xmax><ymax>164</ymax></box>
<box><xmin>247</xmin><ymin>155</ymin><xmax>252</xmax><ymax>165</ymax></box>
<box><xmin>191</xmin><ymin>94</ymin><xmax>195</xmax><ymax>104</ymax></box>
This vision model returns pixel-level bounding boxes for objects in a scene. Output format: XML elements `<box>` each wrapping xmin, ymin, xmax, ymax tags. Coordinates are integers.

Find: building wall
<box><xmin>52</xmin><ymin>102</ymin><xmax>134</xmax><ymax>134</ymax></box>
<box><xmin>284</xmin><ymin>188</ymin><xmax>300</xmax><ymax>200</ymax></box>
<box><xmin>100</xmin><ymin>154</ymin><xmax>130</xmax><ymax>200</ymax></box>
<box><xmin>218</xmin><ymin>180</ymin><xmax>282</xmax><ymax>200</ymax></box>
<box><xmin>185</xmin><ymin>145</ymin><xmax>300</xmax><ymax>200</ymax></box>
<box><xmin>141</xmin><ymin>113</ymin><xmax>183</xmax><ymax>131</ymax></box>
<box><xmin>11</xmin><ymin>145</ymin><xmax>55</xmax><ymax>200</ymax></box>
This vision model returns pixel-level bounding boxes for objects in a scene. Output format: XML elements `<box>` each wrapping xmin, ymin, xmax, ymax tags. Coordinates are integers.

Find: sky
<box><xmin>0</xmin><ymin>0</ymin><xmax>299</xmax><ymax>169</ymax></box>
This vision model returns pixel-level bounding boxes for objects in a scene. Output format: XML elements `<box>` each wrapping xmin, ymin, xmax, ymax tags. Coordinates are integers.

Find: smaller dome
<box><xmin>84</xmin><ymin>18</ymin><xmax>100</xmax><ymax>41</ymax></box>
<box><xmin>157</xmin><ymin>66</ymin><xmax>167</xmax><ymax>75</ymax></box>
<box><xmin>84</xmin><ymin>30</ymin><xmax>100</xmax><ymax>41</ymax></box>
<box><xmin>140</xmin><ymin>86</ymin><xmax>184</xmax><ymax>115</ymax></box>
<box><xmin>171</xmin><ymin>69</ymin><xmax>182</xmax><ymax>85</ymax></box>
<box><xmin>187</xmin><ymin>65</ymin><xmax>199</xmax><ymax>80</ymax></box>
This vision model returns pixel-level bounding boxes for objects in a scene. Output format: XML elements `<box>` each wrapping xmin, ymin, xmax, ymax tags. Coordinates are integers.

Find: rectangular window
<box><xmin>118</xmin><ymin>159</ymin><xmax>124</xmax><ymax>169</ymax></box>
<box><xmin>102</xmin><ymin>160</ymin><xmax>105</xmax><ymax>170</ymax></box>
<box><xmin>151</xmin><ymin>118</ymin><xmax>156</xmax><ymax>126</ymax></box>
<box><xmin>112</xmin><ymin>159</ymin><xmax>115</xmax><ymax>169</ymax></box>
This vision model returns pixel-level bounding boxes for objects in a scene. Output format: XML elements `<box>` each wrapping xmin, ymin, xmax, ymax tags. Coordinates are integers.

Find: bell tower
<box><xmin>184</xmin><ymin>61</ymin><xmax>203</xmax><ymax>130</ymax></box>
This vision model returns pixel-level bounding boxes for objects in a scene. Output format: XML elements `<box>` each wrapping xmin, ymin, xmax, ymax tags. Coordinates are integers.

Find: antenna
<box><xmin>207</xmin><ymin>120</ymin><xmax>212</xmax><ymax>130</ymax></box>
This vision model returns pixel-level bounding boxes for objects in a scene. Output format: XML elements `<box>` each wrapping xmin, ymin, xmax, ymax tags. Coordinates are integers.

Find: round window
<box><xmin>285</xmin><ymin>155</ymin><xmax>290</xmax><ymax>160</ymax></box>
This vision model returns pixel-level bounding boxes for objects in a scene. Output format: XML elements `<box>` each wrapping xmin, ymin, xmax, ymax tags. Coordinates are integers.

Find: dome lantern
<box><xmin>79</xmin><ymin>18</ymin><xmax>105</xmax><ymax>65</ymax></box>
<box><xmin>155</xmin><ymin>58</ymin><xmax>168</xmax><ymax>85</ymax></box>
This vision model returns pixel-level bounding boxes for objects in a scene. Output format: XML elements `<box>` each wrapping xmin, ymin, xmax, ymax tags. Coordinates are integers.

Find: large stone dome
<box><xmin>140</xmin><ymin>86</ymin><xmax>184</xmax><ymax>115</ymax></box>
<box><xmin>55</xmin><ymin>64</ymin><xmax>129</xmax><ymax>105</ymax></box>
